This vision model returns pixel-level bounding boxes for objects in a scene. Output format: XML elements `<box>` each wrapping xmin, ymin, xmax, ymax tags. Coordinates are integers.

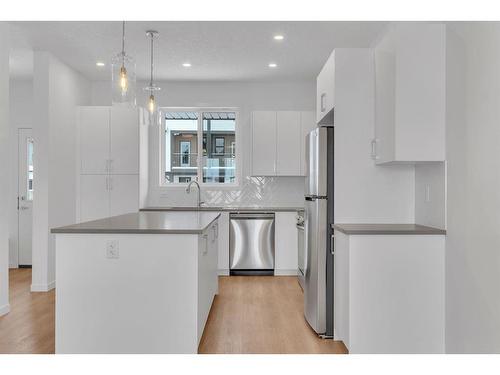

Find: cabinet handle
<box><xmin>214</xmin><ymin>222</ymin><xmax>219</xmax><ymax>239</ymax></box>
<box><xmin>109</xmin><ymin>176</ymin><xmax>113</xmax><ymax>191</ymax></box>
<box><xmin>320</xmin><ymin>93</ymin><xmax>326</xmax><ymax>112</ymax></box>
<box><xmin>202</xmin><ymin>234</ymin><xmax>209</xmax><ymax>255</ymax></box>
<box><xmin>105</xmin><ymin>159</ymin><xmax>109</xmax><ymax>174</ymax></box>
<box><xmin>109</xmin><ymin>159</ymin><xmax>113</xmax><ymax>173</ymax></box>
<box><xmin>105</xmin><ymin>176</ymin><xmax>109</xmax><ymax>191</ymax></box>
<box><xmin>371</xmin><ymin>139</ymin><xmax>379</xmax><ymax>160</ymax></box>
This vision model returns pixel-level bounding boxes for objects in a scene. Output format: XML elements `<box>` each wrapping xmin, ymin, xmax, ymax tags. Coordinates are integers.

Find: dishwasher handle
<box><xmin>230</xmin><ymin>212</ymin><xmax>275</xmax><ymax>220</ymax></box>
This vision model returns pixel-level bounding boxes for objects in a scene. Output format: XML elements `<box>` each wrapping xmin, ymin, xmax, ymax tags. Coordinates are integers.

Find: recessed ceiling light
<box><xmin>268</xmin><ymin>63</ymin><xmax>277</xmax><ymax>68</ymax></box>
<box><xmin>96</xmin><ymin>61</ymin><xmax>105</xmax><ymax>67</ymax></box>
<box><xmin>273</xmin><ymin>35</ymin><xmax>284</xmax><ymax>41</ymax></box>
<box><xmin>182</xmin><ymin>63</ymin><xmax>192</xmax><ymax>67</ymax></box>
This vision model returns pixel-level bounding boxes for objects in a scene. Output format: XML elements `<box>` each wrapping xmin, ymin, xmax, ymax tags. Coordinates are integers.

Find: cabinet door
<box><xmin>79</xmin><ymin>175</ymin><xmax>109</xmax><ymax>222</ymax></box>
<box><xmin>109</xmin><ymin>175</ymin><xmax>139</xmax><ymax>217</ymax></box>
<box><xmin>274</xmin><ymin>212</ymin><xmax>298</xmax><ymax>274</ymax></box>
<box><xmin>79</xmin><ymin>107</ymin><xmax>110</xmax><ymax>174</ymax></box>
<box><xmin>300</xmin><ymin>111</ymin><xmax>316</xmax><ymax>176</ymax></box>
<box><xmin>276</xmin><ymin>111</ymin><xmax>301</xmax><ymax>176</ymax></box>
<box><xmin>316</xmin><ymin>50</ymin><xmax>335</xmax><ymax>125</ymax></box>
<box><xmin>374</xmin><ymin>48</ymin><xmax>396</xmax><ymax>164</ymax></box>
<box><xmin>251</xmin><ymin>111</ymin><xmax>277</xmax><ymax>176</ymax></box>
<box><xmin>110</xmin><ymin>107</ymin><xmax>139</xmax><ymax>174</ymax></box>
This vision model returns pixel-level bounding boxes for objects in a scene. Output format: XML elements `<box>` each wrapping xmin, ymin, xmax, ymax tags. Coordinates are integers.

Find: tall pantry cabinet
<box><xmin>76</xmin><ymin>106</ymin><xmax>149</xmax><ymax>222</ymax></box>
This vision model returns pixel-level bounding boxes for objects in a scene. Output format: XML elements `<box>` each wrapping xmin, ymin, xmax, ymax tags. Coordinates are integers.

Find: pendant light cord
<box><xmin>121</xmin><ymin>21</ymin><xmax>126</xmax><ymax>65</ymax></box>
<box><xmin>150</xmin><ymin>33</ymin><xmax>154</xmax><ymax>87</ymax></box>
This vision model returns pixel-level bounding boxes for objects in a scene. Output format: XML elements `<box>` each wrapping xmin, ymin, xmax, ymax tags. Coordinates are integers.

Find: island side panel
<box><xmin>55</xmin><ymin>233</ymin><xmax>199</xmax><ymax>354</ymax></box>
<box><xmin>197</xmin><ymin>220</ymin><xmax>219</xmax><ymax>344</ymax></box>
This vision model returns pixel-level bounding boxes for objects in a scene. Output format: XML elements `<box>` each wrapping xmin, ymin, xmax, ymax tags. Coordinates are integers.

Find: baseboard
<box><xmin>0</xmin><ymin>303</ymin><xmax>10</xmax><ymax>317</ymax></box>
<box><xmin>31</xmin><ymin>280</ymin><xmax>56</xmax><ymax>292</ymax></box>
<box><xmin>218</xmin><ymin>269</ymin><xmax>230</xmax><ymax>276</ymax></box>
<box><xmin>274</xmin><ymin>269</ymin><xmax>299</xmax><ymax>276</ymax></box>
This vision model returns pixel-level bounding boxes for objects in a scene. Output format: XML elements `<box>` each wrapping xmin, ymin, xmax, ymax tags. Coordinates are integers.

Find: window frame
<box><xmin>159</xmin><ymin>107</ymin><xmax>240</xmax><ymax>187</ymax></box>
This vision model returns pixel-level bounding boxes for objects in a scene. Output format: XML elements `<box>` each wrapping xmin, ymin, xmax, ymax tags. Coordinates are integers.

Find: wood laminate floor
<box><xmin>0</xmin><ymin>270</ymin><xmax>346</xmax><ymax>354</ymax></box>
<box><xmin>0</xmin><ymin>268</ymin><xmax>55</xmax><ymax>354</ymax></box>
<box><xmin>198</xmin><ymin>276</ymin><xmax>348</xmax><ymax>354</ymax></box>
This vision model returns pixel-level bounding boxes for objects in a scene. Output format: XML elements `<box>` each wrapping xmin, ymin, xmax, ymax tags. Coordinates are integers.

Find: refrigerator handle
<box><xmin>330</xmin><ymin>233</ymin><xmax>335</xmax><ymax>255</ymax></box>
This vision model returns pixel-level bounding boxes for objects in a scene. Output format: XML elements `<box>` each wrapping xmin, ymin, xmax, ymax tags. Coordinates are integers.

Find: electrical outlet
<box><xmin>106</xmin><ymin>240</ymin><xmax>119</xmax><ymax>259</ymax></box>
<box><xmin>425</xmin><ymin>185</ymin><xmax>431</xmax><ymax>203</ymax></box>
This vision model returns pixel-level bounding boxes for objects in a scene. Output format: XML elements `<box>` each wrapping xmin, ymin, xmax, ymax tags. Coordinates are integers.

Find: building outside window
<box><xmin>162</xmin><ymin>110</ymin><xmax>237</xmax><ymax>185</ymax></box>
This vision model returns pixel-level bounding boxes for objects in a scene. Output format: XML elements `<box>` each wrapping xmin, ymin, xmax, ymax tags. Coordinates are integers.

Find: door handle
<box><xmin>330</xmin><ymin>234</ymin><xmax>335</xmax><ymax>255</ymax></box>
<box><xmin>20</xmin><ymin>206</ymin><xmax>29</xmax><ymax>210</ymax></box>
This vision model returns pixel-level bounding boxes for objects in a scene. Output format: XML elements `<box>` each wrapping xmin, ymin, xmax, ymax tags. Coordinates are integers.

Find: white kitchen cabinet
<box><xmin>316</xmin><ymin>50</ymin><xmax>336</xmax><ymax>125</ymax></box>
<box><xmin>109</xmin><ymin>175</ymin><xmax>139</xmax><ymax>217</ymax></box>
<box><xmin>77</xmin><ymin>106</ymin><xmax>146</xmax><ymax>222</ymax></box>
<box><xmin>78</xmin><ymin>107</ymin><xmax>110</xmax><ymax>174</ymax></box>
<box><xmin>251</xmin><ymin>111</ymin><xmax>277</xmax><ymax>176</ymax></box>
<box><xmin>334</xmin><ymin>229</ymin><xmax>445</xmax><ymax>353</ymax></box>
<box><xmin>216</xmin><ymin>212</ymin><xmax>230</xmax><ymax>275</ymax></box>
<box><xmin>251</xmin><ymin>110</ymin><xmax>314</xmax><ymax>177</ymax></box>
<box><xmin>276</xmin><ymin>111</ymin><xmax>301</xmax><ymax>176</ymax></box>
<box><xmin>300</xmin><ymin>111</ymin><xmax>316</xmax><ymax>176</ymax></box>
<box><xmin>274</xmin><ymin>212</ymin><xmax>298</xmax><ymax>275</ymax></box>
<box><xmin>110</xmin><ymin>106</ymin><xmax>139</xmax><ymax>174</ymax></box>
<box><xmin>373</xmin><ymin>23</ymin><xmax>446</xmax><ymax>164</ymax></box>
<box><xmin>79</xmin><ymin>175</ymin><xmax>109</xmax><ymax>222</ymax></box>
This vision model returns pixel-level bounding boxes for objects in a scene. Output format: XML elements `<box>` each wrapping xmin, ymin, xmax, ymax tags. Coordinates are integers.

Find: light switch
<box><xmin>106</xmin><ymin>240</ymin><xmax>119</xmax><ymax>259</ymax></box>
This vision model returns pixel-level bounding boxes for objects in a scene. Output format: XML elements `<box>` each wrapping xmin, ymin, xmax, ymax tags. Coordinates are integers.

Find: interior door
<box><xmin>18</xmin><ymin>128</ymin><xmax>33</xmax><ymax>266</ymax></box>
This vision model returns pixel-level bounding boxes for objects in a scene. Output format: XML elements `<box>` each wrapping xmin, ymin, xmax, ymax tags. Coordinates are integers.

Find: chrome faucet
<box><xmin>185</xmin><ymin>180</ymin><xmax>204</xmax><ymax>207</ymax></box>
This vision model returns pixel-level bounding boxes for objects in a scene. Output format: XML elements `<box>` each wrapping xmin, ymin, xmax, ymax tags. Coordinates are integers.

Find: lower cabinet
<box><xmin>78</xmin><ymin>174</ymin><xmax>139</xmax><ymax>222</ymax></box>
<box><xmin>216</xmin><ymin>212</ymin><xmax>230</xmax><ymax>275</ymax></box>
<box><xmin>334</xmin><ymin>230</ymin><xmax>445</xmax><ymax>353</ymax></box>
<box><xmin>275</xmin><ymin>212</ymin><xmax>298</xmax><ymax>275</ymax></box>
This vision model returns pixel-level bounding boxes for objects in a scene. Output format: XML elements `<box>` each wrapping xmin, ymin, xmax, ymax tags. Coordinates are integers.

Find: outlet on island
<box><xmin>106</xmin><ymin>240</ymin><xmax>120</xmax><ymax>259</ymax></box>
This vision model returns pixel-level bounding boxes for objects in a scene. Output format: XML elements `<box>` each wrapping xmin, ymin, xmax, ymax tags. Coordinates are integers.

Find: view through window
<box><xmin>164</xmin><ymin>110</ymin><xmax>236</xmax><ymax>184</ymax></box>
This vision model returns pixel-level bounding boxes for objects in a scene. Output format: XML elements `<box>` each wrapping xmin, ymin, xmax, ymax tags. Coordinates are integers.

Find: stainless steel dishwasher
<box><xmin>229</xmin><ymin>212</ymin><xmax>275</xmax><ymax>275</ymax></box>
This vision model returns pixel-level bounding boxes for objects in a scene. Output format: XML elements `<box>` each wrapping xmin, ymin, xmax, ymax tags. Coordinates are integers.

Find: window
<box><xmin>162</xmin><ymin>110</ymin><xmax>237</xmax><ymax>185</ymax></box>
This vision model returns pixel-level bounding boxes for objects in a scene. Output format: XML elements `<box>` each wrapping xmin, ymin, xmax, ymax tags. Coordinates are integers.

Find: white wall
<box><xmin>445</xmin><ymin>23</ymin><xmax>500</xmax><ymax>353</ymax></box>
<box><xmin>414</xmin><ymin>162</ymin><xmax>446</xmax><ymax>229</ymax></box>
<box><xmin>0</xmin><ymin>22</ymin><xmax>11</xmax><ymax>316</ymax></box>
<box><xmin>92</xmin><ymin>80</ymin><xmax>315</xmax><ymax>208</ymax></box>
<box><xmin>8</xmin><ymin>79</ymin><xmax>34</xmax><ymax>267</ymax></box>
<box><xmin>32</xmin><ymin>52</ymin><xmax>91</xmax><ymax>291</ymax></box>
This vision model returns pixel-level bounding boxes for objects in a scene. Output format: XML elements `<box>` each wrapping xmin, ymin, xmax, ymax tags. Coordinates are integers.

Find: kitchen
<box><xmin>1</xmin><ymin>11</ymin><xmax>500</xmax><ymax>366</ymax></box>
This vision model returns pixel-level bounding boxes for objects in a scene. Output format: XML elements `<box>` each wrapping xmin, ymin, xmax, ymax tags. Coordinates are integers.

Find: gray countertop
<box><xmin>141</xmin><ymin>206</ymin><xmax>303</xmax><ymax>212</ymax></box>
<box><xmin>51</xmin><ymin>211</ymin><xmax>221</xmax><ymax>234</ymax></box>
<box><xmin>332</xmin><ymin>223</ymin><xmax>446</xmax><ymax>235</ymax></box>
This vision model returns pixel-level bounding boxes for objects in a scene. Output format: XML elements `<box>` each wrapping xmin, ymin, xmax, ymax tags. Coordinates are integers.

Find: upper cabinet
<box><xmin>316</xmin><ymin>50</ymin><xmax>336</xmax><ymax>125</ymax></box>
<box><xmin>373</xmin><ymin>23</ymin><xmax>446</xmax><ymax>164</ymax></box>
<box><xmin>78</xmin><ymin>106</ymin><xmax>141</xmax><ymax>175</ymax></box>
<box><xmin>251</xmin><ymin>111</ymin><xmax>277</xmax><ymax>176</ymax></box>
<box><xmin>251</xmin><ymin>110</ymin><xmax>315</xmax><ymax>177</ymax></box>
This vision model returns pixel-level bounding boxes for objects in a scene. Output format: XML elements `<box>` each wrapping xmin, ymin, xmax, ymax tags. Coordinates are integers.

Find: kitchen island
<box><xmin>51</xmin><ymin>211</ymin><xmax>220</xmax><ymax>354</ymax></box>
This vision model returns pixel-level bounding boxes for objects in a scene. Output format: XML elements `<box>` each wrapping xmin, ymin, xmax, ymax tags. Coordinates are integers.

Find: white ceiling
<box><xmin>9</xmin><ymin>21</ymin><xmax>387</xmax><ymax>82</ymax></box>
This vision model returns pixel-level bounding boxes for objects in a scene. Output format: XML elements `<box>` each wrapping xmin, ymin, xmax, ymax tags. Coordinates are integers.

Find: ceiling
<box><xmin>9</xmin><ymin>21</ymin><xmax>387</xmax><ymax>82</ymax></box>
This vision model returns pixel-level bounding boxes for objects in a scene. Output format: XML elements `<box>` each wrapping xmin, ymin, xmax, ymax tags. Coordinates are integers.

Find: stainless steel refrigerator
<box><xmin>304</xmin><ymin>126</ymin><xmax>334</xmax><ymax>338</ymax></box>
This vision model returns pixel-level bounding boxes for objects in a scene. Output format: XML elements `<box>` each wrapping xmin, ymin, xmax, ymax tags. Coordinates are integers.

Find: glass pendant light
<box><xmin>144</xmin><ymin>30</ymin><xmax>160</xmax><ymax>115</ymax></box>
<box><xmin>111</xmin><ymin>21</ymin><xmax>136</xmax><ymax>106</ymax></box>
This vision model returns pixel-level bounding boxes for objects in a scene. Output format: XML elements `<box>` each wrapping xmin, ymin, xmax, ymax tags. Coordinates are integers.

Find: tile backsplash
<box><xmin>149</xmin><ymin>176</ymin><xmax>305</xmax><ymax>208</ymax></box>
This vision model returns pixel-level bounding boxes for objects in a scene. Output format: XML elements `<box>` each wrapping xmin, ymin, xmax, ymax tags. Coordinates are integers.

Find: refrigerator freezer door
<box><xmin>304</xmin><ymin>197</ymin><xmax>328</xmax><ymax>334</ymax></box>
<box><xmin>305</xmin><ymin>128</ymin><xmax>328</xmax><ymax>197</ymax></box>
